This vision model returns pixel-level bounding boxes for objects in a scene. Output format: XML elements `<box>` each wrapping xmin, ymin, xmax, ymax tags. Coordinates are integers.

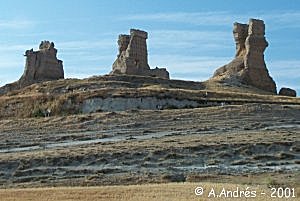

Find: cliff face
<box><xmin>212</xmin><ymin>19</ymin><xmax>277</xmax><ymax>94</ymax></box>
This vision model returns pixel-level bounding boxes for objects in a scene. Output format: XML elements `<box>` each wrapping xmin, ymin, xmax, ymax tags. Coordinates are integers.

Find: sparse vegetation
<box><xmin>31</xmin><ymin>108</ymin><xmax>45</xmax><ymax>118</ymax></box>
<box><xmin>0</xmin><ymin>104</ymin><xmax>299</xmax><ymax>189</ymax></box>
<box><xmin>0</xmin><ymin>75</ymin><xmax>299</xmax><ymax>118</ymax></box>
<box><xmin>266</xmin><ymin>177</ymin><xmax>281</xmax><ymax>188</ymax></box>
<box><xmin>0</xmin><ymin>75</ymin><xmax>299</xmax><ymax>201</ymax></box>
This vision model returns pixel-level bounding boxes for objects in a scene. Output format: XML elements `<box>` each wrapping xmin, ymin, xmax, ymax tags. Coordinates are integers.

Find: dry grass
<box><xmin>0</xmin><ymin>86</ymin><xmax>299</xmax><ymax>118</ymax></box>
<box><xmin>0</xmin><ymin>182</ymin><xmax>298</xmax><ymax>201</ymax></box>
<box><xmin>0</xmin><ymin>75</ymin><xmax>299</xmax><ymax>119</ymax></box>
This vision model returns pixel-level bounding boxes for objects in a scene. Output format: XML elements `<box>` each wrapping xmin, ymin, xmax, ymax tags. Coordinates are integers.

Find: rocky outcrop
<box><xmin>20</xmin><ymin>41</ymin><xmax>64</xmax><ymax>86</ymax></box>
<box><xmin>111</xmin><ymin>29</ymin><xmax>169</xmax><ymax>79</ymax></box>
<box><xmin>81</xmin><ymin>97</ymin><xmax>200</xmax><ymax>113</ymax></box>
<box><xmin>0</xmin><ymin>41</ymin><xmax>64</xmax><ymax>94</ymax></box>
<box><xmin>212</xmin><ymin>19</ymin><xmax>277</xmax><ymax>93</ymax></box>
<box><xmin>279</xmin><ymin>87</ymin><xmax>297</xmax><ymax>97</ymax></box>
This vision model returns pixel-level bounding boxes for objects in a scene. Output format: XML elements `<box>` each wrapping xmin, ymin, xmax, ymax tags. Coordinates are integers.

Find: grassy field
<box><xmin>0</xmin><ymin>182</ymin><xmax>299</xmax><ymax>201</ymax></box>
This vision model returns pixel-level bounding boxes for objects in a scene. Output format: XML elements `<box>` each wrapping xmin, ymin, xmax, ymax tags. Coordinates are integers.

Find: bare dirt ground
<box><xmin>0</xmin><ymin>103</ymin><xmax>299</xmax><ymax>189</ymax></box>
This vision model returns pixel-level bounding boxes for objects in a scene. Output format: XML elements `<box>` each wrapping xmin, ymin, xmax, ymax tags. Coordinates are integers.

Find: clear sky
<box><xmin>0</xmin><ymin>0</ymin><xmax>299</xmax><ymax>94</ymax></box>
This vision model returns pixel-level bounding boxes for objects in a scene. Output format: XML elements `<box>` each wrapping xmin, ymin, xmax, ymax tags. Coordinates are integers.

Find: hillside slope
<box><xmin>0</xmin><ymin>75</ymin><xmax>299</xmax><ymax>118</ymax></box>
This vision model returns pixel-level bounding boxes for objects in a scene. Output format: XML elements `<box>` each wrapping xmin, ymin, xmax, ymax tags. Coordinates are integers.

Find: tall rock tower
<box><xmin>0</xmin><ymin>41</ymin><xmax>64</xmax><ymax>94</ymax></box>
<box><xmin>111</xmin><ymin>29</ymin><xmax>169</xmax><ymax>79</ymax></box>
<box><xmin>19</xmin><ymin>41</ymin><xmax>64</xmax><ymax>87</ymax></box>
<box><xmin>213</xmin><ymin>19</ymin><xmax>276</xmax><ymax>93</ymax></box>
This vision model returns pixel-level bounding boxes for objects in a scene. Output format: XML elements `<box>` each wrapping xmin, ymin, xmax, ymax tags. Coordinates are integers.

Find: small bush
<box><xmin>266</xmin><ymin>177</ymin><xmax>281</xmax><ymax>188</ymax></box>
<box><xmin>161</xmin><ymin>174</ymin><xmax>186</xmax><ymax>182</ymax></box>
<box><xmin>164</xmin><ymin>105</ymin><xmax>178</xmax><ymax>109</ymax></box>
<box><xmin>32</xmin><ymin>108</ymin><xmax>45</xmax><ymax>118</ymax></box>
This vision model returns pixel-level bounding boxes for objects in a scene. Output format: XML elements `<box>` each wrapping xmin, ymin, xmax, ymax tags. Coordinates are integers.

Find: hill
<box><xmin>0</xmin><ymin>75</ymin><xmax>299</xmax><ymax>119</ymax></box>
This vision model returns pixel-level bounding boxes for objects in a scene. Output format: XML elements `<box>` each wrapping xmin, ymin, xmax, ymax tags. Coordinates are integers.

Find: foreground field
<box><xmin>0</xmin><ymin>182</ymin><xmax>299</xmax><ymax>201</ymax></box>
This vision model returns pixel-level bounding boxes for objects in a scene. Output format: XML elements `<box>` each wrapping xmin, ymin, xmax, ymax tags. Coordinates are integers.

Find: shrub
<box><xmin>32</xmin><ymin>108</ymin><xmax>45</xmax><ymax>118</ymax></box>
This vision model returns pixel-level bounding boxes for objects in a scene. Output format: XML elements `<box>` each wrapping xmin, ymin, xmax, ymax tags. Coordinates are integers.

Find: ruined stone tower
<box><xmin>213</xmin><ymin>19</ymin><xmax>276</xmax><ymax>93</ymax></box>
<box><xmin>111</xmin><ymin>29</ymin><xmax>169</xmax><ymax>79</ymax></box>
<box><xmin>19</xmin><ymin>41</ymin><xmax>64</xmax><ymax>87</ymax></box>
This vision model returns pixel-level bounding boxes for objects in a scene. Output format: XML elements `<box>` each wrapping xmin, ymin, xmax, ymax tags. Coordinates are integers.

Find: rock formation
<box><xmin>279</xmin><ymin>87</ymin><xmax>297</xmax><ymax>97</ymax></box>
<box><xmin>111</xmin><ymin>29</ymin><xmax>169</xmax><ymax>79</ymax></box>
<box><xmin>19</xmin><ymin>41</ymin><xmax>64</xmax><ymax>86</ymax></box>
<box><xmin>0</xmin><ymin>41</ymin><xmax>64</xmax><ymax>94</ymax></box>
<box><xmin>212</xmin><ymin>19</ymin><xmax>277</xmax><ymax>93</ymax></box>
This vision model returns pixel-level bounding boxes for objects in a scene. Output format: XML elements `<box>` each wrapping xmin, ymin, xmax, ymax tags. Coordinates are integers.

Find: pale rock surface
<box><xmin>0</xmin><ymin>41</ymin><xmax>64</xmax><ymax>94</ymax></box>
<box><xmin>212</xmin><ymin>19</ymin><xmax>277</xmax><ymax>93</ymax></box>
<box><xmin>111</xmin><ymin>29</ymin><xmax>169</xmax><ymax>79</ymax></box>
<box><xmin>20</xmin><ymin>41</ymin><xmax>64</xmax><ymax>87</ymax></box>
<box><xmin>81</xmin><ymin>97</ymin><xmax>221</xmax><ymax>113</ymax></box>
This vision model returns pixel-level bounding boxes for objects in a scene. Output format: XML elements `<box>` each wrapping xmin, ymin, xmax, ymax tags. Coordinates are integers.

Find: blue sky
<box><xmin>0</xmin><ymin>0</ymin><xmax>299</xmax><ymax>94</ymax></box>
